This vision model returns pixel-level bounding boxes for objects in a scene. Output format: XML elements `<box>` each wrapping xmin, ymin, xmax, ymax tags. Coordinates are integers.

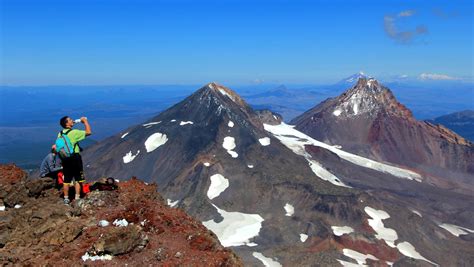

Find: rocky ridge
<box><xmin>0</xmin><ymin>164</ymin><xmax>241</xmax><ymax>266</ymax></box>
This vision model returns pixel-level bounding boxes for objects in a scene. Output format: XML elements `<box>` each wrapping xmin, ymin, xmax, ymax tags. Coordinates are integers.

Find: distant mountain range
<box><xmin>338</xmin><ymin>71</ymin><xmax>371</xmax><ymax>84</ymax></box>
<box><xmin>1</xmin><ymin>76</ymin><xmax>472</xmax><ymax>171</ymax></box>
<box><xmin>79</xmin><ymin>80</ymin><xmax>473</xmax><ymax>266</ymax></box>
<box><xmin>244</xmin><ymin>72</ymin><xmax>473</xmax><ymax>121</ymax></box>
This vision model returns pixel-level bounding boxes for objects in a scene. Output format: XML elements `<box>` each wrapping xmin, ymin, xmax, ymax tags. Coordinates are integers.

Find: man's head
<box><xmin>60</xmin><ymin>116</ymin><xmax>74</xmax><ymax>129</ymax></box>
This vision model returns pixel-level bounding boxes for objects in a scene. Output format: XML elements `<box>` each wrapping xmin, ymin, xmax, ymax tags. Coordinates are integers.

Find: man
<box><xmin>39</xmin><ymin>145</ymin><xmax>63</xmax><ymax>188</ymax></box>
<box><xmin>59</xmin><ymin>116</ymin><xmax>92</xmax><ymax>205</ymax></box>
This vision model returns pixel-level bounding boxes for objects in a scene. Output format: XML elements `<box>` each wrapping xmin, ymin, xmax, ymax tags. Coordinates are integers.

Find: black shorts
<box><xmin>62</xmin><ymin>153</ymin><xmax>85</xmax><ymax>185</ymax></box>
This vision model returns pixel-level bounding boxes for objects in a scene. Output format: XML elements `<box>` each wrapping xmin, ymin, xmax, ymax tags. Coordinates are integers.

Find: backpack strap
<box><xmin>62</xmin><ymin>129</ymin><xmax>73</xmax><ymax>135</ymax></box>
<box><xmin>61</xmin><ymin>129</ymin><xmax>80</xmax><ymax>153</ymax></box>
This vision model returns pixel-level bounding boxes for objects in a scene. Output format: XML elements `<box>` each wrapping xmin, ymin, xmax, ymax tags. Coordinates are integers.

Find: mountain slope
<box><xmin>291</xmin><ymin>78</ymin><xmax>474</xmax><ymax>191</ymax></box>
<box><xmin>81</xmin><ymin>82</ymin><xmax>474</xmax><ymax>266</ymax></box>
<box><xmin>429</xmin><ymin>110</ymin><xmax>474</xmax><ymax>142</ymax></box>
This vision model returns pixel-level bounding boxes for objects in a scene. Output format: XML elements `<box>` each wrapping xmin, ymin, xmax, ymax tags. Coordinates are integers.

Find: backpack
<box><xmin>55</xmin><ymin>129</ymin><xmax>75</xmax><ymax>159</ymax></box>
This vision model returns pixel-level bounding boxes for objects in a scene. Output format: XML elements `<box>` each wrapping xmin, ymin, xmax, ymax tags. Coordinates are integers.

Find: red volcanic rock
<box><xmin>292</xmin><ymin>78</ymin><xmax>473</xmax><ymax>191</ymax></box>
<box><xmin>0</xmin><ymin>164</ymin><xmax>26</xmax><ymax>185</ymax></box>
<box><xmin>0</xmin><ymin>165</ymin><xmax>242</xmax><ymax>266</ymax></box>
<box><xmin>336</xmin><ymin>235</ymin><xmax>399</xmax><ymax>263</ymax></box>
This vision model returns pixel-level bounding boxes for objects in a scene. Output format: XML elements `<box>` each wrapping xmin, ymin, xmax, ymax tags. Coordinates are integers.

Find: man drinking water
<box><xmin>56</xmin><ymin>116</ymin><xmax>92</xmax><ymax>205</ymax></box>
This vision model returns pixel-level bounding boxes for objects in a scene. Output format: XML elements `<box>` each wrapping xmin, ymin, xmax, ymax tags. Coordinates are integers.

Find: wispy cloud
<box><xmin>398</xmin><ymin>10</ymin><xmax>416</xmax><ymax>17</ymax></box>
<box><xmin>384</xmin><ymin>10</ymin><xmax>428</xmax><ymax>44</ymax></box>
<box><xmin>253</xmin><ymin>78</ymin><xmax>265</xmax><ymax>84</ymax></box>
<box><xmin>432</xmin><ymin>8</ymin><xmax>459</xmax><ymax>19</ymax></box>
<box><xmin>418</xmin><ymin>73</ymin><xmax>459</xmax><ymax>81</ymax></box>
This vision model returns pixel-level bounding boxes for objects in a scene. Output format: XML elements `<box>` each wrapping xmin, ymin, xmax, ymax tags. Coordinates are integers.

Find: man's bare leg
<box><xmin>63</xmin><ymin>184</ymin><xmax>70</xmax><ymax>204</ymax></box>
<box><xmin>75</xmin><ymin>182</ymin><xmax>81</xmax><ymax>200</ymax></box>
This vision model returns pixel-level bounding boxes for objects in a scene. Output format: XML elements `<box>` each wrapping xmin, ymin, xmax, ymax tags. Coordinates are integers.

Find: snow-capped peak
<box><xmin>355</xmin><ymin>77</ymin><xmax>380</xmax><ymax>90</ymax></box>
<box><xmin>330</xmin><ymin>78</ymin><xmax>411</xmax><ymax>118</ymax></box>
<box><xmin>340</xmin><ymin>71</ymin><xmax>371</xmax><ymax>84</ymax></box>
<box><xmin>203</xmin><ymin>82</ymin><xmax>237</xmax><ymax>102</ymax></box>
<box><xmin>197</xmin><ymin>82</ymin><xmax>249</xmax><ymax>112</ymax></box>
<box><xmin>206</xmin><ymin>82</ymin><xmax>219</xmax><ymax>90</ymax></box>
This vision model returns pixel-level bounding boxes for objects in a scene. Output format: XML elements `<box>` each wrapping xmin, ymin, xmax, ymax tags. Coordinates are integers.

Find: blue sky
<box><xmin>1</xmin><ymin>0</ymin><xmax>472</xmax><ymax>85</ymax></box>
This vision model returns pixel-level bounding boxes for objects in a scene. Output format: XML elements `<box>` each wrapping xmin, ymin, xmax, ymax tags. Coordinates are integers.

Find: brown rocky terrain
<box><xmin>0</xmin><ymin>164</ymin><xmax>242</xmax><ymax>266</ymax></box>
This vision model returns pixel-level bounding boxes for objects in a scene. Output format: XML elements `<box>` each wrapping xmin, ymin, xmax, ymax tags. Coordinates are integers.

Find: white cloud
<box><xmin>418</xmin><ymin>73</ymin><xmax>459</xmax><ymax>81</ymax></box>
<box><xmin>398</xmin><ymin>10</ymin><xmax>416</xmax><ymax>17</ymax></box>
<box><xmin>384</xmin><ymin>10</ymin><xmax>428</xmax><ymax>44</ymax></box>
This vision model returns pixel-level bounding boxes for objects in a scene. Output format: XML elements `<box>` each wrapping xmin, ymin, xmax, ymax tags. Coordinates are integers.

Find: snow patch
<box><xmin>223</xmin><ymin>136</ymin><xmax>238</xmax><ymax>158</ymax></box>
<box><xmin>284</xmin><ymin>203</ymin><xmax>294</xmax><ymax>217</ymax></box>
<box><xmin>411</xmin><ymin>210</ymin><xmax>422</xmax><ymax>217</ymax></box>
<box><xmin>439</xmin><ymin>223</ymin><xmax>474</xmax><ymax>237</ymax></box>
<box><xmin>180</xmin><ymin>121</ymin><xmax>194</xmax><ymax>126</ymax></box>
<box><xmin>167</xmin><ymin>199</ymin><xmax>179</xmax><ymax>208</ymax></box>
<box><xmin>228</xmin><ymin>121</ymin><xmax>234</xmax><ymax>127</ymax></box>
<box><xmin>121</xmin><ymin>132</ymin><xmax>129</xmax><ymax>139</ymax></box>
<box><xmin>252</xmin><ymin>252</ymin><xmax>282</xmax><ymax>267</ymax></box>
<box><xmin>300</xmin><ymin>234</ymin><xmax>308</xmax><ymax>242</ymax></box>
<box><xmin>218</xmin><ymin>88</ymin><xmax>235</xmax><ymax>101</ymax></box>
<box><xmin>171</xmin><ymin>119</ymin><xmax>176</xmax><ymax>122</ymax></box>
<box><xmin>246</xmin><ymin>242</ymin><xmax>258</xmax><ymax>247</ymax></box>
<box><xmin>112</xmin><ymin>219</ymin><xmax>129</xmax><ymax>227</ymax></box>
<box><xmin>364</xmin><ymin>207</ymin><xmax>397</xmax><ymax>247</ymax></box>
<box><xmin>333</xmin><ymin>109</ymin><xmax>342</xmax><ymax>116</ymax></box>
<box><xmin>98</xmin><ymin>220</ymin><xmax>110</xmax><ymax>227</ymax></box>
<box><xmin>203</xmin><ymin>204</ymin><xmax>264</xmax><ymax>247</ymax></box>
<box><xmin>223</xmin><ymin>136</ymin><xmax>236</xmax><ymax>150</ymax></box>
<box><xmin>396</xmin><ymin>242</ymin><xmax>438</xmax><ymax>266</ymax></box>
<box><xmin>247</xmin><ymin>164</ymin><xmax>254</xmax><ymax>168</ymax></box>
<box><xmin>142</xmin><ymin>121</ymin><xmax>161</xmax><ymax>127</ymax></box>
<box><xmin>350</xmin><ymin>93</ymin><xmax>361</xmax><ymax>115</ymax></box>
<box><xmin>258</xmin><ymin>137</ymin><xmax>271</xmax><ymax>146</ymax></box>
<box><xmin>337</xmin><ymin>259</ymin><xmax>364</xmax><ymax>267</ymax></box>
<box><xmin>207</xmin><ymin>174</ymin><xmax>229</xmax><ymax>200</ymax></box>
<box><xmin>264</xmin><ymin>123</ymin><xmax>421</xmax><ymax>182</ymax></box>
<box><xmin>144</xmin><ymin>133</ymin><xmax>168</xmax><ymax>152</ymax></box>
<box><xmin>227</xmin><ymin>150</ymin><xmax>238</xmax><ymax>158</ymax></box>
<box><xmin>367</xmin><ymin>78</ymin><xmax>375</xmax><ymax>88</ymax></box>
<box><xmin>263</xmin><ymin>123</ymin><xmax>350</xmax><ymax>187</ymax></box>
<box><xmin>309</xmin><ymin>160</ymin><xmax>350</xmax><ymax>187</ymax></box>
<box><xmin>332</xmin><ymin>226</ymin><xmax>354</xmax><ymax>236</ymax></box>
<box><xmin>82</xmin><ymin>252</ymin><xmax>112</xmax><ymax>262</ymax></box>
<box><xmin>342</xmin><ymin>248</ymin><xmax>379</xmax><ymax>265</ymax></box>
<box><xmin>204</xmin><ymin>162</ymin><xmax>211</xmax><ymax>167</ymax></box>
<box><xmin>123</xmin><ymin>150</ymin><xmax>140</xmax><ymax>163</ymax></box>
<box><xmin>14</xmin><ymin>204</ymin><xmax>21</xmax><ymax>209</ymax></box>
<box><xmin>0</xmin><ymin>206</ymin><xmax>5</xmax><ymax>211</ymax></box>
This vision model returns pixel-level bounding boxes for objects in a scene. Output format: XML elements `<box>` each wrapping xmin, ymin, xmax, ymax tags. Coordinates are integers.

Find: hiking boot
<box><xmin>64</xmin><ymin>198</ymin><xmax>71</xmax><ymax>205</ymax></box>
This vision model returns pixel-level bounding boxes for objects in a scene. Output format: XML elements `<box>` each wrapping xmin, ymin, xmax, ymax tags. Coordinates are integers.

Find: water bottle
<box><xmin>74</xmin><ymin>117</ymin><xmax>86</xmax><ymax>123</ymax></box>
